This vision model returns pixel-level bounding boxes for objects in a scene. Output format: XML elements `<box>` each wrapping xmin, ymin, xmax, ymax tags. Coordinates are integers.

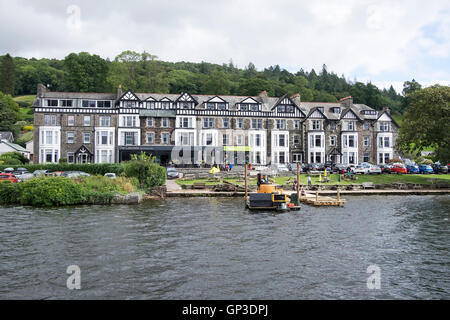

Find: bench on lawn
<box><xmin>192</xmin><ymin>182</ymin><xmax>206</xmax><ymax>189</ymax></box>
<box><xmin>362</xmin><ymin>182</ymin><xmax>375</xmax><ymax>189</ymax></box>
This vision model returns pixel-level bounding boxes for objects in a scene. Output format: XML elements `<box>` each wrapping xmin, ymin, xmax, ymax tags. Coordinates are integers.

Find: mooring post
<box><xmin>296</xmin><ymin>162</ymin><xmax>300</xmax><ymax>202</ymax></box>
<box><xmin>245</xmin><ymin>163</ymin><xmax>248</xmax><ymax>200</ymax></box>
<box><xmin>316</xmin><ymin>191</ymin><xmax>318</xmax><ymax>202</ymax></box>
<box><xmin>337</xmin><ymin>189</ymin><xmax>340</xmax><ymax>201</ymax></box>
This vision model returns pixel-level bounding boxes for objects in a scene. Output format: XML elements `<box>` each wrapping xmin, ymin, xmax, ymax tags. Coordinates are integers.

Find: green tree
<box><xmin>401</xmin><ymin>79</ymin><xmax>422</xmax><ymax>113</ymax></box>
<box><xmin>397</xmin><ymin>85</ymin><xmax>450</xmax><ymax>163</ymax></box>
<box><xmin>63</xmin><ymin>52</ymin><xmax>109</xmax><ymax>92</ymax></box>
<box><xmin>0</xmin><ymin>92</ymin><xmax>20</xmax><ymax>135</ymax></box>
<box><xmin>0</xmin><ymin>54</ymin><xmax>15</xmax><ymax>95</ymax></box>
<box><xmin>122</xmin><ymin>152</ymin><xmax>166</xmax><ymax>189</ymax></box>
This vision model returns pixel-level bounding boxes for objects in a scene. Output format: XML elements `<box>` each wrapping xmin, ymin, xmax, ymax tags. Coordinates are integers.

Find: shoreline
<box><xmin>165</xmin><ymin>189</ymin><xmax>450</xmax><ymax>197</ymax></box>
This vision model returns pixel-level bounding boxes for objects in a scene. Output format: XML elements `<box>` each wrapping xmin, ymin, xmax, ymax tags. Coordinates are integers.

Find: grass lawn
<box><xmin>14</xmin><ymin>95</ymin><xmax>36</xmax><ymax>106</ymax></box>
<box><xmin>176</xmin><ymin>174</ymin><xmax>450</xmax><ymax>187</ymax></box>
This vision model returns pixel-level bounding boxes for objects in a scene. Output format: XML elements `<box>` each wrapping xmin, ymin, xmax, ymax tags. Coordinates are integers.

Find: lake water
<box><xmin>0</xmin><ymin>195</ymin><xmax>449</xmax><ymax>299</ymax></box>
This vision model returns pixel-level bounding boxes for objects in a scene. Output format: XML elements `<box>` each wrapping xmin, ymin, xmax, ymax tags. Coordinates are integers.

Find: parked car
<box><xmin>419</xmin><ymin>164</ymin><xmax>434</xmax><ymax>174</ymax></box>
<box><xmin>390</xmin><ymin>163</ymin><xmax>407</xmax><ymax>174</ymax></box>
<box><xmin>3</xmin><ymin>167</ymin><xmax>14</xmax><ymax>173</ymax></box>
<box><xmin>431</xmin><ymin>163</ymin><xmax>448</xmax><ymax>174</ymax></box>
<box><xmin>366</xmin><ymin>164</ymin><xmax>382</xmax><ymax>174</ymax></box>
<box><xmin>33</xmin><ymin>170</ymin><xmax>50</xmax><ymax>177</ymax></box>
<box><xmin>166</xmin><ymin>168</ymin><xmax>179</xmax><ymax>179</ymax></box>
<box><xmin>287</xmin><ymin>163</ymin><xmax>302</xmax><ymax>172</ymax></box>
<box><xmin>0</xmin><ymin>173</ymin><xmax>18</xmax><ymax>183</ymax></box>
<box><xmin>304</xmin><ymin>163</ymin><xmax>320</xmax><ymax>173</ymax></box>
<box><xmin>345</xmin><ymin>165</ymin><xmax>357</xmax><ymax>173</ymax></box>
<box><xmin>104</xmin><ymin>173</ymin><xmax>117</xmax><ymax>179</ymax></box>
<box><xmin>335</xmin><ymin>164</ymin><xmax>347</xmax><ymax>174</ymax></box>
<box><xmin>61</xmin><ymin>171</ymin><xmax>90</xmax><ymax>178</ymax></box>
<box><xmin>17</xmin><ymin>172</ymin><xmax>34</xmax><ymax>182</ymax></box>
<box><xmin>354</xmin><ymin>165</ymin><xmax>369</xmax><ymax>174</ymax></box>
<box><xmin>379</xmin><ymin>164</ymin><xmax>392</xmax><ymax>174</ymax></box>
<box><xmin>46</xmin><ymin>171</ymin><xmax>63</xmax><ymax>177</ymax></box>
<box><xmin>271</xmin><ymin>164</ymin><xmax>289</xmax><ymax>172</ymax></box>
<box><xmin>406</xmin><ymin>165</ymin><xmax>420</xmax><ymax>174</ymax></box>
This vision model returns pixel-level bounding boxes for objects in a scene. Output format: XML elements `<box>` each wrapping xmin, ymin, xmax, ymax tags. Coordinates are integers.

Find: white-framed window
<box><xmin>83</xmin><ymin>116</ymin><xmax>91</xmax><ymax>126</ymax></box>
<box><xmin>82</xmin><ymin>100</ymin><xmax>96</xmax><ymax>108</ymax></box>
<box><xmin>146</xmin><ymin>117</ymin><xmax>154</xmax><ymax>127</ymax></box>
<box><xmin>44</xmin><ymin>115</ymin><xmax>57</xmax><ymax>126</ymax></box>
<box><xmin>236</xmin><ymin>135</ymin><xmax>243</xmax><ymax>145</ymax></box>
<box><xmin>161</xmin><ymin>133</ymin><xmax>169</xmax><ymax>144</ymax></box>
<box><xmin>379</xmin><ymin>122</ymin><xmax>390</xmax><ymax>132</ymax></box>
<box><xmin>222</xmin><ymin>118</ymin><xmax>230</xmax><ymax>128</ymax></box>
<box><xmin>161</xmin><ymin>118</ymin><xmax>169</xmax><ymax>128</ymax></box>
<box><xmin>363</xmin><ymin>122</ymin><xmax>370</xmax><ymax>130</ymax></box>
<box><xmin>203</xmin><ymin>118</ymin><xmax>214</xmax><ymax>128</ymax></box>
<box><xmin>237</xmin><ymin>118</ymin><xmax>244</xmax><ymax>129</ymax></box>
<box><xmin>67</xmin><ymin>132</ymin><xmax>75</xmax><ymax>144</ymax></box>
<box><xmin>146</xmin><ymin>132</ymin><xmax>154</xmax><ymax>144</ymax></box>
<box><xmin>252</xmin><ymin>119</ymin><xmax>262</xmax><ymax>129</ymax></box>
<box><xmin>312</xmin><ymin>120</ymin><xmax>322</xmax><ymax>130</ymax></box>
<box><xmin>363</xmin><ymin>153</ymin><xmax>370</xmax><ymax>162</ymax></box>
<box><xmin>67</xmin><ymin>115</ymin><xmax>75</xmax><ymax>126</ymax></box>
<box><xmin>122</xmin><ymin>116</ymin><xmax>137</xmax><ymax>127</ymax></box>
<box><xmin>223</xmin><ymin>134</ymin><xmax>230</xmax><ymax>145</ymax></box>
<box><xmin>330</xmin><ymin>136</ymin><xmax>336</xmax><ymax>146</ymax></box>
<box><xmin>178</xmin><ymin>117</ymin><xmax>193</xmax><ymax>128</ymax></box>
<box><xmin>276</xmin><ymin>119</ymin><xmax>286</xmax><ymax>129</ymax></box>
<box><xmin>46</xmin><ymin>99</ymin><xmax>58</xmax><ymax>107</ymax></box>
<box><xmin>343</xmin><ymin>135</ymin><xmax>356</xmax><ymax>148</ymax></box>
<box><xmin>96</xmin><ymin>131</ymin><xmax>113</xmax><ymax>146</ymax></box>
<box><xmin>99</xmin><ymin>116</ymin><xmax>111</xmax><ymax>127</ymax></box>
<box><xmin>179</xmin><ymin>132</ymin><xmax>194</xmax><ymax>146</ymax></box>
<box><xmin>97</xmin><ymin>101</ymin><xmax>111</xmax><ymax>108</ymax></box>
<box><xmin>120</xmin><ymin>132</ymin><xmax>138</xmax><ymax>145</ymax></box>
<box><xmin>364</xmin><ymin>136</ymin><xmax>370</xmax><ymax>147</ymax></box>
<box><xmin>294</xmin><ymin>135</ymin><xmax>301</xmax><ymax>145</ymax></box>
<box><xmin>83</xmin><ymin>132</ymin><xmax>90</xmax><ymax>144</ymax></box>
<box><xmin>67</xmin><ymin>152</ymin><xmax>75</xmax><ymax>164</ymax></box>
<box><xmin>344</xmin><ymin>121</ymin><xmax>355</xmax><ymax>131</ymax></box>
<box><xmin>294</xmin><ymin>120</ymin><xmax>300</xmax><ymax>129</ymax></box>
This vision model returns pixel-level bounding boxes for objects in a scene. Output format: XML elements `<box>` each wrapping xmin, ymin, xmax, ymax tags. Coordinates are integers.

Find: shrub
<box><xmin>0</xmin><ymin>175</ymin><xmax>138</xmax><ymax>207</ymax></box>
<box><xmin>122</xmin><ymin>152</ymin><xmax>166</xmax><ymax>189</ymax></box>
<box><xmin>23</xmin><ymin>125</ymin><xmax>34</xmax><ymax>131</ymax></box>
<box><xmin>0</xmin><ymin>151</ymin><xmax>30</xmax><ymax>164</ymax></box>
<box><xmin>0</xmin><ymin>163</ymin><xmax>124</xmax><ymax>175</ymax></box>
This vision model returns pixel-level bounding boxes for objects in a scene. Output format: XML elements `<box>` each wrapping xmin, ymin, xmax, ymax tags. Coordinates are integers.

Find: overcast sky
<box><xmin>1</xmin><ymin>0</ymin><xmax>449</xmax><ymax>93</ymax></box>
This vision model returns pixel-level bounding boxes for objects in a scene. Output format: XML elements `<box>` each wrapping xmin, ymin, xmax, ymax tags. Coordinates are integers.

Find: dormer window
<box><xmin>161</xmin><ymin>101</ymin><xmax>170</xmax><ymax>109</ymax></box>
<box><xmin>46</xmin><ymin>99</ymin><xmax>58</xmax><ymax>107</ymax></box>
<box><xmin>207</xmin><ymin>103</ymin><xmax>215</xmax><ymax>110</ymax></box>
<box><xmin>146</xmin><ymin>102</ymin><xmax>156</xmax><ymax>109</ymax></box>
<box><xmin>124</xmin><ymin>101</ymin><xmax>136</xmax><ymax>108</ymax></box>
<box><xmin>364</xmin><ymin>110</ymin><xmax>377</xmax><ymax>115</ymax></box>
<box><xmin>333</xmin><ymin>107</ymin><xmax>341</xmax><ymax>114</ymax></box>
<box><xmin>250</xmin><ymin>104</ymin><xmax>259</xmax><ymax>111</ymax></box>
<box><xmin>83</xmin><ymin>100</ymin><xmax>96</xmax><ymax>108</ymax></box>
<box><xmin>97</xmin><ymin>101</ymin><xmax>111</xmax><ymax>108</ymax></box>
<box><xmin>277</xmin><ymin>104</ymin><xmax>294</xmax><ymax>113</ymax></box>
<box><xmin>240</xmin><ymin>104</ymin><xmax>249</xmax><ymax>111</ymax></box>
<box><xmin>180</xmin><ymin>102</ymin><xmax>192</xmax><ymax>109</ymax></box>
<box><xmin>218</xmin><ymin>103</ymin><xmax>227</xmax><ymax>110</ymax></box>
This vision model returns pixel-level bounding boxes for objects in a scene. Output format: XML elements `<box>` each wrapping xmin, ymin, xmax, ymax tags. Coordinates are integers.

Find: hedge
<box><xmin>0</xmin><ymin>176</ymin><xmax>138</xmax><ymax>207</ymax></box>
<box><xmin>0</xmin><ymin>163</ymin><xmax>125</xmax><ymax>175</ymax></box>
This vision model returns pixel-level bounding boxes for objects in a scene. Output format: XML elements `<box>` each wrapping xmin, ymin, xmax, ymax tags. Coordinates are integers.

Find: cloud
<box><xmin>0</xmin><ymin>0</ymin><xmax>449</xmax><ymax>90</ymax></box>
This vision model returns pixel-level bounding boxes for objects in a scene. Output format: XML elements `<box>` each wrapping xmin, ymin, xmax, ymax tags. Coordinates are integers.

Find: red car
<box><xmin>390</xmin><ymin>164</ymin><xmax>407</xmax><ymax>174</ymax></box>
<box><xmin>0</xmin><ymin>173</ymin><xmax>19</xmax><ymax>183</ymax></box>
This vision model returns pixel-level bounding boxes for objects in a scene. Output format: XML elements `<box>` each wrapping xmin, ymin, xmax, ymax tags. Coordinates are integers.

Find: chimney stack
<box><xmin>339</xmin><ymin>96</ymin><xmax>353</xmax><ymax>108</ymax></box>
<box><xmin>37</xmin><ymin>83</ymin><xmax>47</xmax><ymax>98</ymax></box>
<box><xmin>117</xmin><ymin>84</ymin><xmax>123</xmax><ymax>99</ymax></box>
<box><xmin>258</xmin><ymin>90</ymin><xmax>269</xmax><ymax>104</ymax></box>
<box><xmin>291</xmin><ymin>93</ymin><xmax>301</xmax><ymax>105</ymax></box>
<box><xmin>382</xmin><ymin>106</ymin><xmax>391</xmax><ymax>114</ymax></box>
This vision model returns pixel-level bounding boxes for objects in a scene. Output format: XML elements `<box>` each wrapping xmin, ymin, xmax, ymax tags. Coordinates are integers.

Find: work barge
<box><xmin>244</xmin><ymin>163</ymin><xmax>346</xmax><ymax>211</ymax></box>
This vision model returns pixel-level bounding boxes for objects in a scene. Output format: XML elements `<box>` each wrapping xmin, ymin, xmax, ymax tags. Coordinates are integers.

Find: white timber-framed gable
<box><xmin>176</xmin><ymin>92</ymin><xmax>197</xmax><ymax>109</ymax></box>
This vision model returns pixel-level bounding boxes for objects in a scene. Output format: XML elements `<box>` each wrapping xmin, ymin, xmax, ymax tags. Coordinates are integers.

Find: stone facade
<box><xmin>33</xmin><ymin>86</ymin><xmax>399</xmax><ymax>166</ymax></box>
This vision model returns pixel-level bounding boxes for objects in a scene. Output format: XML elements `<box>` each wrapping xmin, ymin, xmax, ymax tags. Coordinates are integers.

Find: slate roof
<box><xmin>38</xmin><ymin>89</ymin><xmax>386</xmax><ymax>120</ymax></box>
<box><xmin>0</xmin><ymin>141</ymin><xmax>29</xmax><ymax>153</ymax></box>
<box><xmin>0</xmin><ymin>131</ymin><xmax>14</xmax><ymax>142</ymax></box>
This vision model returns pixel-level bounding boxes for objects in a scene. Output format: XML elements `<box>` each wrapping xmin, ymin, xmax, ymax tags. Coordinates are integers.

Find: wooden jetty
<box><xmin>299</xmin><ymin>191</ymin><xmax>346</xmax><ymax>207</ymax></box>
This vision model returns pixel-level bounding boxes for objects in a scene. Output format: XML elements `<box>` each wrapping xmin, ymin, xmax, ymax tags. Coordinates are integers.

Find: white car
<box><xmin>367</xmin><ymin>164</ymin><xmax>382</xmax><ymax>174</ymax></box>
<box><xmin>353</xmin><ymin>165</ymin><xmax>369</xmax><ymax>174</ymax></box>
<box><xmin>272</xmin><ymin>164</ymin><xmax>289</xmax><ymax>172</ymax></box>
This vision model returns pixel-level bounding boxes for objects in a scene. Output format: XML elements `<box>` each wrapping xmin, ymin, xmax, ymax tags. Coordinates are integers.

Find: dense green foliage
<box><xmin>2</xmin><ymin>51</ymin><xmax>409</xmax><ymax>114</ymax></box>
<box><xmin>0</xmin><ymin>152</ymin><xmax>30</xmax><ymax>165</ymax></box>
<box><xmin>0</xmin><ymin>176</ymin><xmax>138</xmax><ymax>207</ymax></box>
<box><xmin>0</xmin><ymin>163</ymin><xmax>124</xmax><ymax>175</ymax></box>
<box><xmin>398</xmin><ymin>85</ymin><xmax>450</xmax><ymax>163</ymax></box>
<box><xmin>122</xmin><ymin>152</ymin><xmax>166</xmax><ymax>189</ymax></box>
<box><xmin>0</xmin><ymin>91</ymin><xmax>20</xmax><ymax>135</ymax></box>
<box><xmin>0</xmin><ymin>54</ymin><xmax>15</xmax><ymax>95</ymax></box>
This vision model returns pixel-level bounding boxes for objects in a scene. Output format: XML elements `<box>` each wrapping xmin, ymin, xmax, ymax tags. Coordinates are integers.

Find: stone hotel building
<box><xmin>32</xmin><ymin>84</ymin><xmax>399</xmax><ymax>166</ymax></box>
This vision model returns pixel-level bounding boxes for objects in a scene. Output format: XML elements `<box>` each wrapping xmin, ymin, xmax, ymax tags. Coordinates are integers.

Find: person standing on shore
<box><xmin>307</xmin><ymin>175</ymin><xmax>312</xmax><ymax>187</ymax></box>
